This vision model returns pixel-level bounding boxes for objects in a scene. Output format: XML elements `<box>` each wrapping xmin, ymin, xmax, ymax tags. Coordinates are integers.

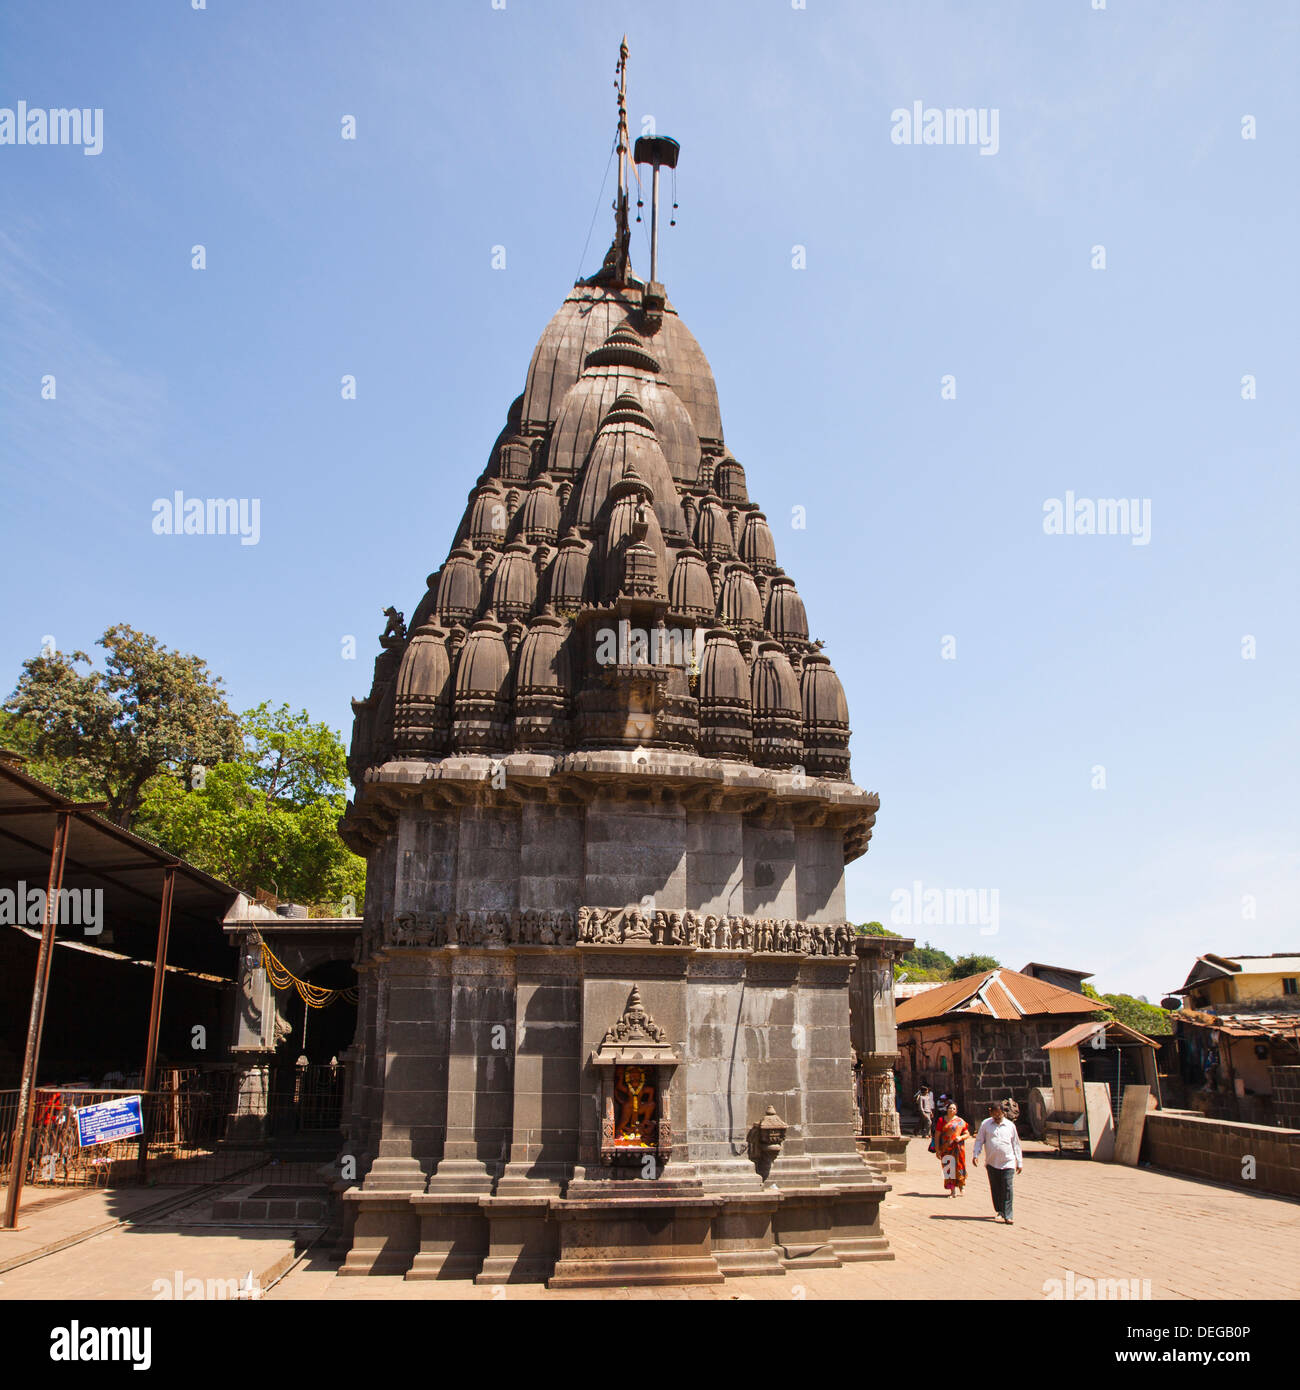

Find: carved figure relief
<box><xmin>375</xmin><ymin>904</ymin><xmax>858</xmax><ymax>956</ymax></box>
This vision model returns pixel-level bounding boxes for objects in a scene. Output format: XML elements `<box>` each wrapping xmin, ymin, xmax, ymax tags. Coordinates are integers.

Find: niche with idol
<box><xmin>592</xmin><ymin>985</ymin><xmax>678</xmax><ymax>1169</ymax></box>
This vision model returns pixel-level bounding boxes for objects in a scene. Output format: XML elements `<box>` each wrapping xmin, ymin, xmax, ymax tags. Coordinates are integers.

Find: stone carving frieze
<box><xmin>376</xmin><ymin>906</ymin><xmax>857</xmax><ymax>958</ymax></box>
<box><xmin>576</xmin><ymin>907</ymin><xmax>857</xmax><ymax>957</ymax></box>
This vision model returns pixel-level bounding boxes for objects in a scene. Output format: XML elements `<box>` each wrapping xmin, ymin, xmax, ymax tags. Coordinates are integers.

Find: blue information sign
<box><xmin>75</xmin><ymin>1096</ymin><xmax>144</xmax><ymax>1148</ymax></box>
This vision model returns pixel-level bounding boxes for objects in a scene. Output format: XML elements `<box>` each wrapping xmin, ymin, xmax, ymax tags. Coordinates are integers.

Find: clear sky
<box><xmin>2</xmin><ymin>1</ymin><xmax>1296</xmax><ymax>999</ymax></box>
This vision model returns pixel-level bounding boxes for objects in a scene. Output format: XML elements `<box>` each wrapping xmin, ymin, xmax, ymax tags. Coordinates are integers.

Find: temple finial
<box><xmin>612</xmin><ymin>36</ymin><xmax>631</xmax><ymax>284</ymax></box>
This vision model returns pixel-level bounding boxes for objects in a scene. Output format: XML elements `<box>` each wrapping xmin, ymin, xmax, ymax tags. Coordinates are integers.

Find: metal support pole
<box><xmin>2</xmin><ymin>810</ymin><xmax>72</xmax><ymax>1230</ymax></box>
<box><xmin>649</xmin><ymin>164</ymin><xmax>661</xmax><ymax>284</ymax></box>
<box><xmin>137</xmin><ymin>865</ymin><xmax>176</xmax><ymax>1180</ymax></box>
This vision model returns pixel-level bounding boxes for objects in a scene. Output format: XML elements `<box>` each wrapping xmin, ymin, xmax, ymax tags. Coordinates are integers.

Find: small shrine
<box><xmin>592</xmin><ymin>986</ymin><xmax>677</xmax><ymax>1165</ymax></box>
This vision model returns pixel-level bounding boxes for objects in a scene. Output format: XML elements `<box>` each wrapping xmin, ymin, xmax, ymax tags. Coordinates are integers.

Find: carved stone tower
<box><xmin>338</xmin><ymin>62</ymin><xmax>886</xmax><ymax>1285</ymax></box>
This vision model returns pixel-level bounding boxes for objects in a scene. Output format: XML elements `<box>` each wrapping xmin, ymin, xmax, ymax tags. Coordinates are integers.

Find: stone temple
<box><xmin>336</xmin><ymin>77</ymin><xmax>889</xmax><ymax>1285</ymax></box>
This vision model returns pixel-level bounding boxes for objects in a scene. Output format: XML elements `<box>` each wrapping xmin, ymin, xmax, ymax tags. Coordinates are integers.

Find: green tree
<box><xmin>1100</xmin><ymin>992</ymin><xmax>1172</xmax><ymax>1036</ymax></box>
<box><xmin>950</xmin><ymin>953</ymin><xmax>1001</xmax><ymax>978</ymax></box>
<box><xmin>5</xmin><ymin>625</ymin><xmax>241</xmax><ymax>828</ymax></box>
<box><xmin>135</xmin><ymin>704</ymin><xmax>365</xmax><ymax>909</ymax></box>
<box><xmin>0</xmin><ymin>710</ymin><xmax>102</xmax><ymax>801</ymax></box>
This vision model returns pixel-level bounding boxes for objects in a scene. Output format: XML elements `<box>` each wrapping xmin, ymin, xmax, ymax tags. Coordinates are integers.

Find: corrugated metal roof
<box><xmin>1020</xmin><ymin>961</ymin><xmax>1093</xmax><ymax>980</ymax></box>
<box><xmin>1228</xmin><ymin>956</ymin><xmax>1300</xmax><ymax>975</ymax></box>
<box><xmin>1177</xmin><ymin>1009</ymin><xmax>1300</xmax><ymax>1040</ymax></box>
<box><xmin>895</xmin><ymin>967</ymin><xmax>1106</xmax><ymax>1025</ymax></box>
<box><xmin>895</xmin><ymin>981</ymin><xmax>947</xmax><ymax>999</ymax></box>
<box><xmin>1042</xmin><ymin>1019</ymin><xmax>1158</xmax><ymax>1051</ymax></box>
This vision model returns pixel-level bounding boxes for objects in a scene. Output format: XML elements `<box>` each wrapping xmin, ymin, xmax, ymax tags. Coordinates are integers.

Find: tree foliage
<box><xmin>852</xmin><ymin>928</ymin><xmax>996</xmax><ymax>982</ymax></box>
<box><xmin>0</xmin><ymin>710</ymin><xmax>103</xmax><ymax>801</ymax></box>
<box><xmin>950</xmin><ymin>953</ymin><xmax>1001</xmax><ymax>978</ymax></box>
<box><xmin>1109</xmin><ymin>995</ymin><xmax>1171</xmax><ymax>1036</ymax></box>
<box><xmin>5</xmin><ymin>625</ymin><xmax>241</xmax><ymax>828</ymax></box>
<box><xmin>135</xmin><ymin>703</ymin><xmax>365</xmax><ymax>909</ymax></box>
<box><xmin>5</xmin><ymin>629</ymin><xmax>364</xmax><ymax>910</ymax></box>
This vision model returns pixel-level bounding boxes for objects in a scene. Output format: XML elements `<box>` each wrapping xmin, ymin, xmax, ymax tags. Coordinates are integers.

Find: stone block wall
<box><xmin>1142</xmin><ymin>1111</ymin><xmax>1300</xmax><ymax>1198</ymax></box>
<box><xmin>962</xmin><ymin>1017</ymin><xmax>1090</xmax><ymax>1121</ymax></box>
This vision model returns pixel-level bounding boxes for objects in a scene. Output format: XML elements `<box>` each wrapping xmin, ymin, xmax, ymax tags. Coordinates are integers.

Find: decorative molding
<box><xmin>375</xmin><ymin>905</ymin><xmax>860</xmax><ymax>960</ymax></box>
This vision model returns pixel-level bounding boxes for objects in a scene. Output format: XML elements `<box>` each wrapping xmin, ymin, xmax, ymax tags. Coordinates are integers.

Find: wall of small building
<box><xmin>899</xmin><ymin>1014</ymin><xmax>1098</xmax><ymax>1127</ymax></box>
<box><xmin>896</xmin><ymin>1022</ymin><xmax>959</xmax><ymax>1107</ymax></box>
<box><xmin>963</xmin><ymin>1016</ymin><xmax>1088</xmax><ymax>1119</ymax></box>
<box><xmin>1194</xmin><ymin>972</ymin><xmax>1299</xmax><ymax>1009</ymax></box>
<box><xmin>1239</xmin><ymin>971</ymin><xmax>1299</xmax><ymax>1003</ymax></box>
<box><xmin>1269</xmin><ymin>1067</ymin><xmax>1300</xmax><ymax>1128</ymax></box>
<box><xmin>1221</xmin><ymin>1036</ymin><xmax>1274</xmax><ymax>1098</ymax></box>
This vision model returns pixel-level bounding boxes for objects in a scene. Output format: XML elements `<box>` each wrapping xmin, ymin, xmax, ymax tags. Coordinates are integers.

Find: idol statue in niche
<box><xmin>614</xmin><ymin>1064</ymin><xmax>657</xmax><ymax>1147</ymax></box>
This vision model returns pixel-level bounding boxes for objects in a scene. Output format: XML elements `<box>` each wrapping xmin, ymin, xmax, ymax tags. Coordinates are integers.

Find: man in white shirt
<box><xmin>972</xmin><ymin>1100</ymin><xmax>1023</xmax><ymax>1224</ymax></box>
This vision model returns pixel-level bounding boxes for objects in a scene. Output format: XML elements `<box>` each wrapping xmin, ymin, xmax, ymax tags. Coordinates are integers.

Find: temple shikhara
<box><xmin>336</xmin><ymin>43</ymin><xmax>899</xmax><ymax>1285</ymax></box>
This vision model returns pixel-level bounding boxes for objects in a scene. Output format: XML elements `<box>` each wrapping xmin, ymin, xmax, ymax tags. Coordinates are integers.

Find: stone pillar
<box><xmin>424</xmin><ymin>950</ymin><xmax>514</xmax><ymax>1192</ymax></box>
<box><xmin>225</xmin><ymin>1056</ymin><xmax>273</xmax><ymax>1143</ymax></box>
<box><xmin>361</xmin><ymin>953</ymin><xmax>438</xmax><ymax>1192</ymax></box>
<box><xmin>226</xmin><ymin>932</ymin><xmax>283</xmax><ymax>1143</ymax></box>
<box><xmin>850</xmin><ymin>934</ymin><xmax>913</xmax><ymax>1172</ymax></box>
<box><xmin>860</xmin><ymin>1054</ymin><xmax>901</xmax><ymax>1137</ymax></box>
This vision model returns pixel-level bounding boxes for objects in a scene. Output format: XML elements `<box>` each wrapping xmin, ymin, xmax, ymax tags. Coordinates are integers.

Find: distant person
<box><xmin>933</xmin><ymin>1101</ymin><xmax>971</xmax><ymax>1198</ymax></box>
<box><xmin>972</xmin><ymin>1100</ymin><xmax>1023</xmax><ymax>1224</ymax></box>
<box><xmin>914</xmin><ymin>1083</ymin><xmax>935</xmax><ymax>1137</ymax></box>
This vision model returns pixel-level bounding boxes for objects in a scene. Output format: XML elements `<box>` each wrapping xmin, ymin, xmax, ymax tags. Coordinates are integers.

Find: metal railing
<box><xmin>0</xmin><ymin>1063</ymin><xmax>346</xmax><ymax>1192</ymax></box>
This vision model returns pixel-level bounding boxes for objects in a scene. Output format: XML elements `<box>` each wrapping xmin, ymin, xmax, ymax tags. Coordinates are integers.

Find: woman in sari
<box><xmin>934</xmin><ymin>1101</ymin><xmax>971</xmax><ymax>1197</ymax></box>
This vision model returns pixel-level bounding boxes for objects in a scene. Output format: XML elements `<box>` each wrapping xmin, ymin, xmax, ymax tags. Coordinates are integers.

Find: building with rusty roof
<box><xmin>895</xmin><ymin>966</ymin><xmax>1108</xmax><ymax>1128</ymax></box>
<box><xmin>1166</xmin><ymin>952</ymin><xmax>1300</xmax><ymax>1125</ymax></box>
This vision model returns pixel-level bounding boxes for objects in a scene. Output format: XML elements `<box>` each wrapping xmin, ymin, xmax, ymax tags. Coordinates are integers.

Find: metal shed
<box><xmin>1039</xmin><ymin>1019</ymin><xmax>1160</xmax><ymax>1160</ymax></box>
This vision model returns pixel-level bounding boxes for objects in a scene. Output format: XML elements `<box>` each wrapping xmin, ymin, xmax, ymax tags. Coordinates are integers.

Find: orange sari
<box><xmin>935</xmin><ymin>1115</ymin><xmax>970</xmax><ymax>1191</ymax></box>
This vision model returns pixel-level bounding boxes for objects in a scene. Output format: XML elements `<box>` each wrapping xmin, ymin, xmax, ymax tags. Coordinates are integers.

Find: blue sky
<box><xmin>2</xmin><ymin>1</ymin><xmax>1296</xmax><ymax>998</ymax></box>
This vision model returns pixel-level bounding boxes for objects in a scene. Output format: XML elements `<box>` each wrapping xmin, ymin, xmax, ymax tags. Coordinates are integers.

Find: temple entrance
<box><xmin>268</xmin><ymin>960</ymin><xmax>355</xmax><ymax>1140</ymax></box>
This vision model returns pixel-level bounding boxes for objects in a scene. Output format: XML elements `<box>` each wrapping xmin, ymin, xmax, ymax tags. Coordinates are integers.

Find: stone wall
<box><xmin>1142</xmin><ymin>1112</ymin><xmax>1300</xmax><ymax>1198</ymax></box>
<box><xmin>337</xmin><ymin>793</ymin><xmax>888</xmax><ymax>1283</ymax></box>
<box><xmin>1268</xmin><ymin>1066</ymin><xmax>1300</xmax><ymax>1129</ymax></box>
<box><xmin>962</xmin><ymin>1017</ymin><xmax>1091</xmax><ymax>1120</ymax></box>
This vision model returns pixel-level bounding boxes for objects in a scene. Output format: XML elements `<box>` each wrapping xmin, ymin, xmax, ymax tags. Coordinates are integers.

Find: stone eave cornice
<box><xmin>360</xmin><ymin>752</ymin><xmax>875</xmax><ymax>815</ymax></box>
<box><xmin>344</xmin><ymin>751</ymin><xmax>877</xmax><ymax>862</ymax></box>
<box><xmin>854</xmin><ymin>934</ymin><xmax>915</xmax><ymax>964</ymax></box>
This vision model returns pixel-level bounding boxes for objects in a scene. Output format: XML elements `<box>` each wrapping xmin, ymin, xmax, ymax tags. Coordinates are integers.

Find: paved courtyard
<box><xmin>3</xmin><ymin>1138</ymin><xmax>1295</xmax><ymax>1301</ymax></box>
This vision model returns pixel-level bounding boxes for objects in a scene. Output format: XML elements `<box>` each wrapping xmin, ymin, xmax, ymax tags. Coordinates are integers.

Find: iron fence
<box><xmin>0</xmin><ymin>1063</ymin><xmax>346</xmax><ymax>1193</ymax></box>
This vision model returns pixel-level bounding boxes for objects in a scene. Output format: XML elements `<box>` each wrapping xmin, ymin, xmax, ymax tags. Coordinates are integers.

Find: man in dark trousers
<box><xmin>972</xmin><ymin>1100</ymin><xmax>1023</xmax><ymax>1224</ymax></box>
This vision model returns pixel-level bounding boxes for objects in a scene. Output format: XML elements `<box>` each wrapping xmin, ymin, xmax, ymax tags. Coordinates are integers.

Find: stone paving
<box><xmin>270</xmin><ymin>1139</ymin><xmax>1300</xmax><ymax>1301</ymax></box>
<box><xmin>0</xmin><ymin>1186</ymin><xmax>300</xmax><ymax>1301</ymax></box>
<box><xmin>0</xmin><ymin>1139</ymin><xmax>1296</xmax><ymax>1300</ymax></box>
